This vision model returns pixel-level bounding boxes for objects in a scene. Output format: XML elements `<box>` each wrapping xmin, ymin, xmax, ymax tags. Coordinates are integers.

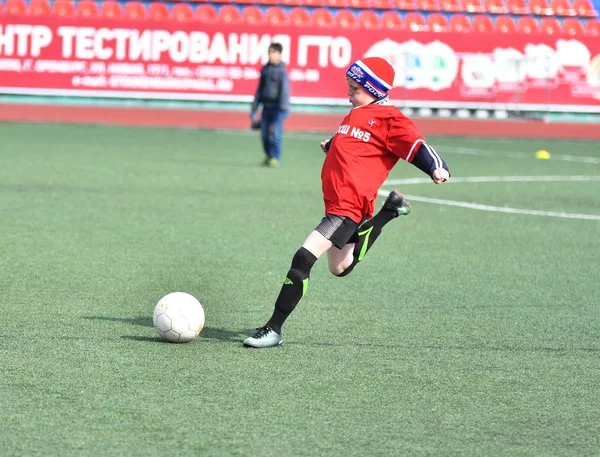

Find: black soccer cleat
<box><xmin>382</xmin><ymin>190</ymin><xmax>411</xmax><ymax>217</ymax></box>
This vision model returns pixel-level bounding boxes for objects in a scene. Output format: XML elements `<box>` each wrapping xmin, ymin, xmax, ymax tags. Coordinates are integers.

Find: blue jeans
<box><xmin>261</xmin><ymin>107</ymin><xmax>288</xmax><ymax>160</ymax></box>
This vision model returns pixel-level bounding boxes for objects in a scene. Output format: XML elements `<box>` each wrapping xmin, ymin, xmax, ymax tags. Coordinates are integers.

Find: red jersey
<box><xmin>321</xmin><ymin>103</ymin><xmax>425</xmax><ymax>223</ymax></box>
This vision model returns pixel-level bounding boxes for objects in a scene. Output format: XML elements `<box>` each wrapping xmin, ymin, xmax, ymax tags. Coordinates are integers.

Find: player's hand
<box><xmin>432</xmin><ymin>168</ymin><xmax>450</xmax><ymax>184</ymax></box>
<box><xmin>320</xmin><ymin>140</ymin><xmax>330</xmax><ymax>153</ymax></box>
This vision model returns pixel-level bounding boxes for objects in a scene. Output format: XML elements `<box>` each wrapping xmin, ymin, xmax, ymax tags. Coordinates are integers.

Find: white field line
<box><xmin>440</xmin><ymin>146</ymin><xmax>600</xmax><ymax>164</ymax></box>
<box><xmin>380</xmin><ymin>175</ymin><xmax>600</xmax><ymax>221</ymax></box>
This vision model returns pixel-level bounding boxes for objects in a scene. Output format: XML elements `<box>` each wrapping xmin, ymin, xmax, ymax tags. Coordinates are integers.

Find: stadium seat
<box><xmin>381</xmin><ymin>10</ymin><xmax>403</xmax><ymax>27</ymax></box>
<box><xmin>428</xmin><ymin>12</ymin><xmax>450</xmax><ymax>30</ymax></box>
<box><xmin>52</xmin><ymin>0</ymin><xmax>73</xmax><ymax>16</ymax></box>
<box><xmin>281</xmin><ymin>0</ymin><xmax>305</xmax><ymax>5</ymax></box>
<box><xmin>77</xmin><ymin>0</ymin><xmax>99</xmax><ymax>17</ymax></box>
<box><xmin>348</xmin><ymin>0</ymin><xmax>372</xmax><ymax>8</ymax></box>
<box><xmin>196</xmin><ymin>4</ymin><xmax>217</xmax><ymax>22</ymax></box>
<box><xmin>288</xmin><ymin>7</ymin><xmax>311</xmax><ymax>25</ymax></box>
<box><xmin>485</xmin><ymin>0</ymin><xmax>508</xmax><ymax>13</ymax></box>
<box><xmin>335</xmin><ymin>9</ymin><xmax>358</xmax><ymax>27</ymax></box>
<box><xmin>257</xmin><ymin>0</ymin><xmax>280</xmax><ymax>5</ymax></box>
<box><xmin>101</xmin><ymin>1</ymin><xmax>122</xmax><ymax>18</ymax></box>
<box><xmin>462</xmin><ymin>0</ymin><xmax>486</xmax><ymax>12</ymax></box>
<box><xmin>449</xmin><ymin>13</ymin><xmax>471</xmax><ymax>30</ymax></box>
<box><xmin>218</xmin><ymin>5</ymin><xmax>240</xmax><ymax>23</ymax></box>
<box><xmin>124</xmin><ymin>1</ymin><xmax>146</xmax><ymax>19</ymax></box>
<box><xmin>171</xmin><ymin>3</ymin><xmax>193</xmax><ymax>21</ymax></box>
<box><xmin>325</xmin><ymin>0</ymin><xmax>350</xmax><ymax>7</ymax></box>
<box><xmin>552</xmin><ymin>0</ymin><xmax>576</xmax><ymax>15</ymax></box>
<box><xmin>530</xmin><ymin>0</ymin><xmax>554</xmax><ymax>15</ymax></box>
<box><xmin>586</xmin><ymin>18</ymin><xmax>600</xmax><ymax>34</ymax></box>
<box><xmin>372</xmin><ymin>0</ymin><xmax>394</xmax><ymax>8</ymax></box>
<box><xmin>562</xmin><ymin>17</ymin><xmax>584</xmax><ymax>33</ymax></box>
<box><xmin>472</xmin><ymin>14</ymin><xmax>494</xmax><ymax>31</ymax></box>
<box><xmin>540</xmin><ymin>16</ymin><xmax>561</xmax><ymax>32</ymax></box>
<box><xmin>572</xmin><ymin>0</ymin><xmax>598</xmax><ymax>16</ymax></box>
<box><xmin>507</xmin><ymin>0</ymin><xmax>531</xmax><ymax>14</ymax></box>
<box><xmin>301</xmin><ymin>0</ymin><xmax>326</xmax><ymax>6</ymax></box>
<box><xmin>358</xmin><ymin>10</ymin><xmax>381</xmax><ymax>28</ymax></box>
<box><xmin>517</xmin><ymin>16</ymin><xmax>539</xmax><ymax>32</ymax></box>
<box><xmin>265</xmin><ymin>6</ymin><xmax>288</xmax><ymax>25</ymax></box>
<box><xmin>4</xmin><ymin>0</ymin><xmax>26</xmax><ymax>15</ymax></box>
<box><xmin>28</xmin><ymin>0</ymin><xmax>51</xmax><ymax>16</ymax></box>
<box><xmin>405</xmin><ymin>11</ymin><xmax>428</xmax><ymax>30</ymax></box>
<box><xmin>395</xmin><ymin>0</ymin><xmax>417</xmax><ymax>8</ymax></box>
<box><xmin>312</xmin><ymin>7</ymin><xmax>334</xmax><ymax>26</ymax></box>
<box><xmin>442</xmin><ymin>0</ymin><xmax>464</xmax><ymax>12</ymax></box>
<box><xmin>147</xmin><ymin>3</ymin><xmax>169</xmax><ymax>20</ymax></box>
<box><xmin>495</xmin><ymin>14</ymin><xmax>516</xmax><ymax>31</ymax></box>
<box><xmin>241</xmin><ymin>5</ymin><xmax>263</xmax><ymax>24</ymax></box>
<box><xmin>418</xmin><ymin>0</ymin><xmax>442</xmax><ymax>10</ymax></box>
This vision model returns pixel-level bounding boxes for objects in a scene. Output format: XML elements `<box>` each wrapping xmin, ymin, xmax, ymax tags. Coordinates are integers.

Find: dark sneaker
<box><xmin>243</xmin><ymin>326</ymin><xmax>283</xmax><ymax>348</ymax></box>
<box><xmin>382</xmin><ymin>190</ymin><xmax>411</xmax><ymax>217</ymax></box>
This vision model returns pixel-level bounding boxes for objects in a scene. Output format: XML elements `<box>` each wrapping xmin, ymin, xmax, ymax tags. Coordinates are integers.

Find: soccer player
<box><xmin>251</xmin><ymin>42</ymin><xmax>291</xmax><ymax>168</ymax></box>
<box><xmin>244</xmin><ymin>57</ymin><xmax>450</xmax><ymax>348</ymax></box>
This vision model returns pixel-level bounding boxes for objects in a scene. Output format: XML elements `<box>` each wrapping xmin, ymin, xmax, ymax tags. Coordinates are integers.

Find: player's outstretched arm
<box><xmin>411</xmin><ymin>143</ymin><xmax>450</xmax><ymax>184</ymax></box>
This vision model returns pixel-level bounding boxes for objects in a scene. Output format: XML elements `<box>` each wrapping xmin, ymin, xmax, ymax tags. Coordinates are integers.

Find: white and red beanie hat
<box><xmin>346</xmin><ymin>57</ymin><xmax>395</xmax><ymax>100</ymax></box>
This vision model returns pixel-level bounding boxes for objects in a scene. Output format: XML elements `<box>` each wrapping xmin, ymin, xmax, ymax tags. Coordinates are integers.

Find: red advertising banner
<box><xmin>1</xmin><ymin>16</ymin><xmax>599</xmax><ymax>111</ymax></box>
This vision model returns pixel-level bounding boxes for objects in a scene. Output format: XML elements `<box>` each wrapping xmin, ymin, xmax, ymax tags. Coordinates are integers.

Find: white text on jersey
<box><xmin>336</xmin><ymin>125</ymin><xmax>371</xmax><ymax>142</ymax></box>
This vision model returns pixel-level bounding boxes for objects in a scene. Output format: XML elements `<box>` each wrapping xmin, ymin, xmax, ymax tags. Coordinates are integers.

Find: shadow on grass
<box><xmin>85</xmin><ymin>315</ymin><xmax>247</xmax><ymax>343</ymax></box>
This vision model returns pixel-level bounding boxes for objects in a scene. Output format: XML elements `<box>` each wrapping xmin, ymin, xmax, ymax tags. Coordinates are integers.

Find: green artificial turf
<box><xmin>1</xmin><ymin>123</ymin><xmax>599</xmax><ymax>456</ymax></box>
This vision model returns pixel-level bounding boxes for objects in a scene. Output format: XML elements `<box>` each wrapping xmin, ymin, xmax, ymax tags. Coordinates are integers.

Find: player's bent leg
<box><xmin>327</xmin><ymin>243</ymin><xmax>355</xmax><ymax>276</ymax></box>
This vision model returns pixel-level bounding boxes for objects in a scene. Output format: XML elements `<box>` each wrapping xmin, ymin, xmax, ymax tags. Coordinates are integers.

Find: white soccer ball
<box><xmin>152</xmin><ymin>292</ymin><xmax>205</xmax><ymax>343</ymax></box>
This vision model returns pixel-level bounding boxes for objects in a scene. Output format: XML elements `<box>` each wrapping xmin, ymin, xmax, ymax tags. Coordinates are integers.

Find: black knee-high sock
<box><xmin>337</xmin><ymin>208</ymin><xmax>397</xmax><ymax>277</ymax></box>
<box><xmin>267</xmin><ymin>247</ymin><xmax>317</xmax><ymax>333</ymax></box>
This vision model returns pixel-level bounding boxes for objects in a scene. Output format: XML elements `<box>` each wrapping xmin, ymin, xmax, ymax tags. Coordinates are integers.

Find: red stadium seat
<box><xmin>381</xmin><ymin>10</ymin><xmax>404</xmax><ymax>27</ymax></box>
<box><xmin>442</xmin><ymin>0</ymin><xmax>464</xmax><ymax>11</ymax></box>
<box><xmin>335</xmin><ymin>9</ymin><xmax>358</xmax><ymax>27</ymax></box>
<box><xmin>418</xmin><ymin>0</ymin><xmax>441</xmax><ymax>10</ymax></box>
<box><xmin>530</xmin><ymin>0</ymin><xmax>554</xmax><ymax>15</ymax></box>
<box><xmin>358</xmin><ymin>10</ymin><xmax>381</xmax><ymax>28</ymax></box>
<box><xmin>405</xmin><ymin>11</ymin><xmax>428</xmax><ymax>30</ymax></box>
<box><xmin>196</xmin><ymin>4</ymin><xmax>217</xmax><ymax>21</ymax></box>
<box><xmin>573</xmin><ymin>0</ymin><xmax>598</xmax><ymax>16</ymax></box>
<box><xmin>428</xmin><ymin>12</ymin><xmax>450</xmax><ymax>30</ymax></box>
<box><xmin>28</xmin><ymin>0</ymin><xmax>51</xmax><ymax>16</ymax></box>
<box><xmin>241</xmin><ymin>5</ymin><xmax>264</xmax><ymax>24</ymax></box>
<box><xmin>171</xmin><ymin>3</ymin><xmax>193</xmax><ymax>21</ymax></box>
<box><xmin>257</xmin><ymin>0</ymin><xmax>280</xmax><ymax>5</ymax></box>
<box><xmin>586</xmin><ymin>18</ymin><xmax>600</xmax><ymax>34</ymax></box>
<box><xmin>77</xmin><ymin>0</ymin><xmax>99</xmax><ymax>17</ymax></box>
<box><xmin>101</xmin><ymin>0</ymin><xmax>122</xmax><ymax>18</ymax></box>
<box><xmin>5</xmin><ymin>0</ymin><xmax>26</xmax><ymax>15</ymax></box>
<box><xmin>507</xmin><ymin>0</ymin><xmax>531</xmax><ymax>14</ymax></box>
<box><xmin>147</xmin><ymin>3</ymin><xmax>169</xmax><ymax>20</ymax></box>
<box><xmin>395</xmin><ymin>0</ymin><xmax>417</xmax><ymax>8</ymax></box>
<box><xmin>517</xmin><ymin>16</ymin><xmax>539</xmax><ymax>32</ymax></box>
<box><xmin>540</xmin><ymin>16</ymin><xmax>561</xmax><ymax>32</ymax></box>
<box><xmin>472</xmin><ymin>14</ymin><xmax>494</xmax><ymax>31</ymax></box>
<box><xmin>449</xmin><ymin>13</ymin><xmax>471</xmax><ymax>30</ymax></box>
<box><xmin>288</xmin><ymin>7</ymin><xmax>311</xmax><ymax>25</ymax></box>
<box><xmin>218</xmin><ymin>5</ymin><xmax>240</xmax><ymax>23</ymax></box>
<box><xmin>485</xmin><ymin>0</ymin><xmax>508</xmax><ymax>13</ymax></box>
<box><xmin>303</xmin><ymin>0</ymin><xmax>326</xmax><ymax>6</ymax></box>
<box><xmin>372</xmin><ymin>0</ymin><xmax>394</xmax><ymax>8</ymax></box>
<box><xmin>124</xmin><ymin>1</ymin><xmax>146</xmax><ymax>19</ymax></box>
<box><xmin>462</xmin><ymin>0</ymin><xmax>486</xmax><ymax>12</ymax></box>
<box><xmin>562</xmin><ymin>17</ymin><xmax>585</xmax><ymax>33</ymax></box>
<box><xmin>280</xmin><ymin>0</ymin><xmax>304</xmax><ymax>6</ymax></box>
<box><xmin>52</xmin><ymin>0</ymin><xmax>73</xmax><ymax>16</ymax></box>
<box><xmin>495</xmin><ymin>14</ymin><xmax>516</xmax><ymax>31</ymax></box>
<box><xmin>552</xmin><ymin>0</ymin><xmax>576</xmax><ymax>15</ymax></box>
<box><xmin>325</xmin><ymin>0</ymin><xmax>350</xmax><ymax>7</ymax></box>
<box><xmin>348</xmin><ymin>0</ymin><xmax>372</xmax><ymax>8</ymax></box>
<box><xmin>312</xmin><ymin>7</ymin><xmax>334</xmax><ymax>26</ymax></box>
<box><xmin>265</xmin><ymin>6</ymin><xmax>288</xmax><ymax>25</ymax></box>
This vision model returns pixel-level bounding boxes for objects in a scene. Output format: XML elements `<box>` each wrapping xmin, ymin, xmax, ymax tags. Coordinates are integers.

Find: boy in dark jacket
<box><xmin>251</xmin><ymin>43</ymin><xmax>290</xmax><ymax>168</ymax></box>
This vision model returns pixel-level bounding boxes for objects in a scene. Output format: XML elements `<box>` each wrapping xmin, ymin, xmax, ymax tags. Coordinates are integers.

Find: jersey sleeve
<box><xmin>386</xmin><ymin>115</ymin><xmax>425</xmax><ymax>162</ymax></box>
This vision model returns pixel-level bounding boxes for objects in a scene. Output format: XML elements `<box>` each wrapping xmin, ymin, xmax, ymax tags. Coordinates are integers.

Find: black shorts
<box><xmin>314</xmin><ymin>214</ymin><xmax>359</xmax><ymax>249</ymax></box>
